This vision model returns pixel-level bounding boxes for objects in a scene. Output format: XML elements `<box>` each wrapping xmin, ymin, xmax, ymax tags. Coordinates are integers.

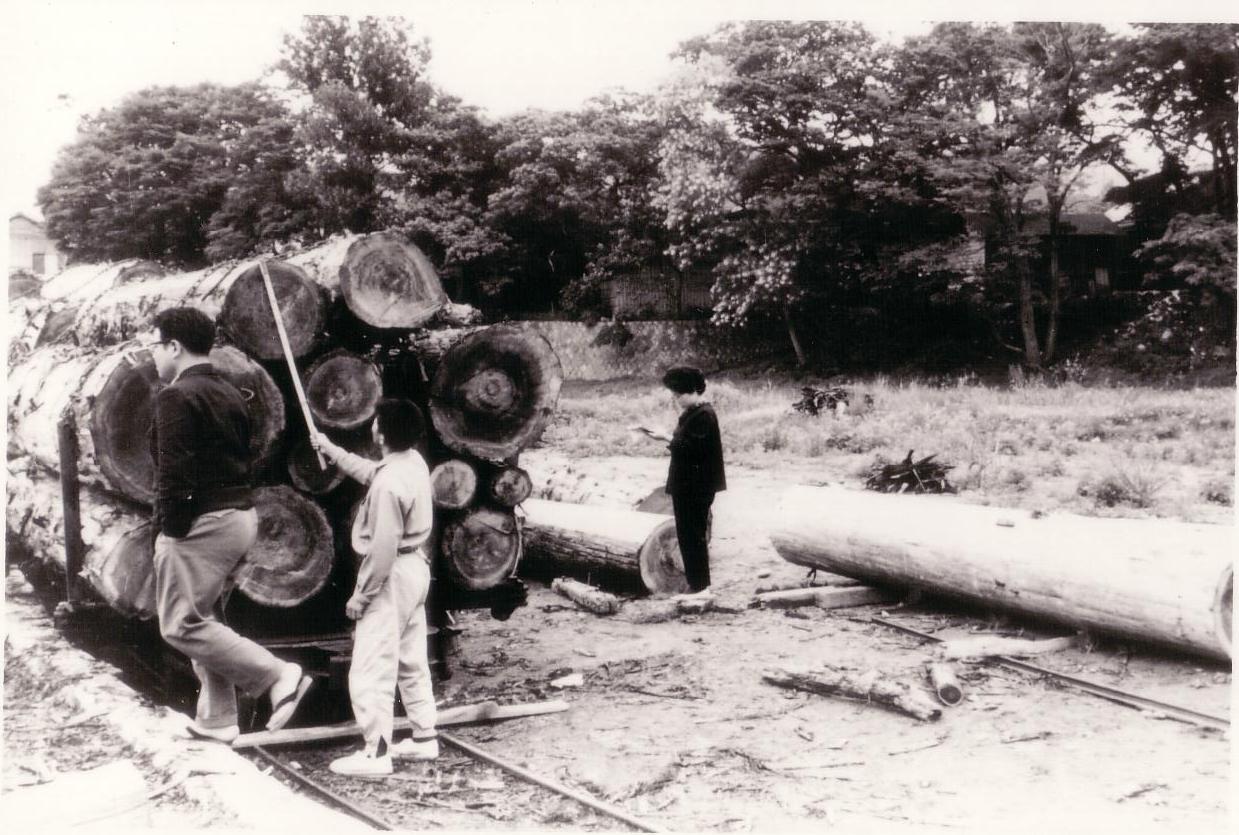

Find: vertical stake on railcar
<box><xmin>56</xmin><ymin>408</ymin><xmax>85</xmax><ymax>609</ymax></box>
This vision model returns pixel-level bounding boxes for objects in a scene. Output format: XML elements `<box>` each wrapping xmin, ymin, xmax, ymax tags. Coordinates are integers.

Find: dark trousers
<box><xmin>671</xmin><ymin>491</ymin><xmax>714</xmax><ymax>592</ymax></box>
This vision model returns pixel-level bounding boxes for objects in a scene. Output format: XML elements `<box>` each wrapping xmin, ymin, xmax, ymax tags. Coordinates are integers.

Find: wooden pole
<box><xmin>258</xmin><ymin>260</ymin><xmax>326</xmax><ymax>470</ymax></box>
<box><xmin>56</xmin><ymin>409</ymin><xmax>85</xmax><ymax>606</ymax></box>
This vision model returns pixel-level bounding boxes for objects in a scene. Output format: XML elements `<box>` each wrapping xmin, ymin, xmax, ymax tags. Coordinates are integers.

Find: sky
<box><xmin>2</xmin><ymin>0</ymin><xmax>1234</xmax><ymax>221</ymax></box>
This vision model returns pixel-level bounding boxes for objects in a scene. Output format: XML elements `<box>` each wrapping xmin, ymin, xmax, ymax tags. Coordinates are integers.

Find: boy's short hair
<box><xmin>153</xmin><ymin>307</ymin><xmax>215</xmax><ymax>355</ymax></box>
<box><xmin>662</xmin><ymin>366</ymin><xmax>706</xmax><ymax>395</ymax></box>
<box><xmin>375</xmin><ymin>398</ymin><xmax>425</xmax><ymax>452</ymax></box>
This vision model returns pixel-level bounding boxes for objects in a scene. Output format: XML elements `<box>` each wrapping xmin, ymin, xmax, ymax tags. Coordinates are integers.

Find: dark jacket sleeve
<box><xmin>154</xmin><ymin>386</ymin><xmax>198</xmax><ymax>537</ymax></box>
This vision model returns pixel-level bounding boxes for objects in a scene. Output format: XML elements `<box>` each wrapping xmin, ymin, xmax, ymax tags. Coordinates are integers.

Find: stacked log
<box><xmin>770</xmin><ymin>485</ymin><xmax>1234</xmax><ymax>662</ymax></box>
<box><xmin>6</xmin><ymin>232</ymin><xmax>562</xmax><ymax>632</ymax></box>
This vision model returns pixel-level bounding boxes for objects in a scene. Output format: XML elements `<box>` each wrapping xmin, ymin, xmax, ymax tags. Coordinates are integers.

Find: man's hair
<box><xmin>662</xmin><ymin>366</ymin><xmax>707</xmax><ymax>395</ymax></box>
<box><xmin>375</xmin><ymin>398</ymin><xmax>425</xmax><ymax>452</ymax></box>
<box><xmin>153</xmin><ymin>307</ymin><xmax>215</xmax><ymax>355</ymax></box>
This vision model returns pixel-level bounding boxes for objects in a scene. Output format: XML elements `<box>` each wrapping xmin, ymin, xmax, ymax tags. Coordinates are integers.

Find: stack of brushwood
<box><xmin>864</xmin><ymin>450</ymin><xmax>955</xmax><ymax>494</ymax></box>
<box><xmin>793</xmin><ymin>386</ymin><xmax>873</xmax><ymax>417</ymax></box>
<box><xmin>6</xmin><ymin>232</ymin><xmax>562</xmax><ymax>636</ymax></box>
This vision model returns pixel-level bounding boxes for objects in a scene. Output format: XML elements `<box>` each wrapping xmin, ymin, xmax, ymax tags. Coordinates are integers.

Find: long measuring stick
<box><xmin>258</xmin><ymin>260</ymin><xmax>327</xmax><ymax>470</ymax></box>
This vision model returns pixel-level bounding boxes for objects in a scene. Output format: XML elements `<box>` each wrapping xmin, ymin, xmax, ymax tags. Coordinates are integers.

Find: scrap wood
<box><xmin>752</xmin><ymin>585</ymin><xmax>897</xmax><ymax>610</ymax></box>
<box><xmin>864</xmin><ymin>449</ymin><xmax>955</xmax><ymax>494</ymax></box>
<box><xmin>937</xmin><ymin>634</ymin><xmax>1076</xmax><ymax>660</ymax></box>
<box><xmin>926</xmin><ymin>662</ymin><xmax>965</xmax><ymax>706</ymax></box>
<box><xmin>763</xmin><ymin>666</ymin><xmax>943</xmax><ymax>722</ymax></box>
<box><xmin>619</xmin><ymin>594</ymin><xmax>716</xmax><ymax>623</ymax></box>
<box><xmin>232</xmin><ymin>698</ymin><xmax>569</xmax><ymax>749</ymax></box>
<box><xmin>551</xmin><ymin>577</ymin><xmax>622</xmax><ymax>615</ymax></box>
<box><xmin>754</xmin><ymin>575</ymin><xmax>862</xmax><ymax>595</ymax></box>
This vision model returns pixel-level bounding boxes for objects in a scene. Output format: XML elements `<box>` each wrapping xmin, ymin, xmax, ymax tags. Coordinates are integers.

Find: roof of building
<box><xmin>1024</xmin><ymin>213</ymin><xmax>1120</xmax><ymax>237</ymax></box>
<box><xmin>9</xmin><ymin>212</ymin><xmax>44</xmax><ymax>227</ymax></box>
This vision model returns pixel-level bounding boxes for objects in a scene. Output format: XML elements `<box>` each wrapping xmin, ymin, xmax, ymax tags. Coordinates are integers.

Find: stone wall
<box><xmin>516</xmin><ymin>320</ymin><xmax>783</xmax><ymax>380</ymax></box>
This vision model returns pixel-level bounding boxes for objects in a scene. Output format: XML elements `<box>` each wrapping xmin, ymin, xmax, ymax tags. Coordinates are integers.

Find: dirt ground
<box><xmin>403</xmin><ymin>451</ymin><xmax>1231</xmax><ymax>833</ymax></box>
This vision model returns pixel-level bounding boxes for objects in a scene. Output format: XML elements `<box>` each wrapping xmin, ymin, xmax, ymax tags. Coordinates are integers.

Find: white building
<box><xmin>9</xmin><ymin>213</ymin><xmax>67</xmax><ymax>277</ymax></box>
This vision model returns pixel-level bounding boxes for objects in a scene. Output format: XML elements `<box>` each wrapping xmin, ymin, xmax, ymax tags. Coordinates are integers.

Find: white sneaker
<box><xmin>185</xmin><ymin>722</ymin><xmax>239</xmax><ymax>744</ymax></box>
<box><xmin>329</xmin><ymin>749</ymin><xmax>393</xmax><ymax>777</ymax></box>
<box><xmin>391</xmin><ymin>737</ymin><xmax>439</xmax><ymax>761</ymax></box>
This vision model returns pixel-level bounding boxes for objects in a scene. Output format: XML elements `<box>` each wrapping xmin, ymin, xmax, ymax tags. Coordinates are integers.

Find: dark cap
<box><xmin>662</xmin><ymin>366</ymin><xmax>706</xmax><ymax>395</ymax></box>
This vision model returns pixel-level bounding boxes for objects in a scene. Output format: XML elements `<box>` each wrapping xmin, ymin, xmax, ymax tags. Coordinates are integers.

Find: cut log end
<box><xmin>220</xmin><ymin>261</ymin><xmax>325</xmax><ymax>360</ymax></box>
<box><xmin>287</xmin><ymin>438</ymin><xmax>347</xmax><ymax>495</ymax></box>
<box><xmin>90</xmin><ymin>349</ymin><xmax>162</xmax><ymax>505</ymax></box>
<box><xmin>638</xmin><ymin>518</ymin><xmax>691</xmax><ymax>595</ymax></box>
<box><xmin>235</xmin><ymin>486</ymin><xmax>334</xmax><ymax>607</ymax></box>
<box><xmin>341</xmin><ymin>233</ymin><xmax>448</xmax><ymax>328</ymax></box>
<box><xmin>305</xmin><ymin>350</ymin><xmax>382</xmax><ymax>430</ymax></box>
<box><xmin>441</xmin><ymin>506</ymin><xmax>521</xmax><ymax>590</ymax></box>
<box><xmin>489</xmin><ymin>467</ymin><xmax>532</xmax><ymax>508</ymax></box>
<box><xmin>431</xmin><ymin>460</ymin><xmax>478</xmax><ymax>509</ymax></box>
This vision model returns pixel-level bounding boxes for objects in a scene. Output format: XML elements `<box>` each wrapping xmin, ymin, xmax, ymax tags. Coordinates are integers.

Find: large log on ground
<box><xmin>8</xmin><ymin>343</ymin><xmax>285</xmax><ymax>505</ymax></box>
<box><xmin>429</xmin><ymin>325</ymin><xmax>563</xmax><ymax>462</ymax></box>
<box><xmin>771</xmin><ymin>485</ymin><xmax>1234</xmax><ymax>662</ymax></box>
<box><xmin>6</xmin><ymin>466</ymin><xmax>156</xmax><ymax>619</ymax></box>
<box><xmin>285</xmin><ymin>231</ymin><xmax>448</xmax><ymax>329</ymax></box>
<box><xmin>39</xmin><ymin>259</ymin><xmax>165</xmax><ymax>303</ymax></box>
<box><xmin>440</xmin><ymin>506</ymin><xmax>521</xmax><ymax>590</ymax></box>
<box><xmin>519</xmin><ymin>498</ymin><xmax>689</xmax><ymax>594</ymax></box>
<box><xmin>234</xmin><ymin>486</ymin><xmax>335</xmax><ymax>607</ymax></box>
<box><xmin>304</xmin><ymin>349</ymin><xmax>382</xmax><ymax>430</ymax></box>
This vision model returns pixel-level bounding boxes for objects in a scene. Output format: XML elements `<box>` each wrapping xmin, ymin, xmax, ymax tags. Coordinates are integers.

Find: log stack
<box><xmin>6</xmin><ymin>232</ymin><xmax>562</xmax><ymax>636</ymax></box>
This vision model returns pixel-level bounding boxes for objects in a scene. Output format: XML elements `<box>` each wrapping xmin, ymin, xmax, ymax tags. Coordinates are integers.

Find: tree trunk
<box><xmin>440</xmin><ymin>505</ymin><xmax>521</xmax><ymax>590</ymax></box>
<box><xmin>6</xmin><ymin>467</ymin><xmax>157</xmax><ymax>619</ymax></box>
<box><xmin>763</xmin><ymin>666</ymin><xmax>943</xmax><ymax>722</ymax></box>
<box><xmin>519</xmin><ymin>498</ymin><xmax>689</xmax><ymax>595</ymax></box>
<box><xmin>488</xmin><ymin>466</ymin><xmax>533</xmax><ymax>508</ymax></box>
<box><xmin>431</xmin><ymin>459</ymin><xmax>479</xmax><ymax>509</ymax></box>
<box><xmin>1043</xmin><ymin>213</ymin><xmax>1062</xmax><ymax>365</ymax></box>
<box><xmin>430</xmin><ymin>325</ymin><xmax>564</xmax><ymax>462</ymax></box>
<box><xmin>1017</xmin><ymin>257</ymin><xmax>1042</xmax><ymax>369</ymax></box>
<box><xmin>770</xmin><ymin>485</ymin><xmax>1233</xmax><ymax>662</ymax></box>
<box><xmin>235</xmin><ymin>485</ymin><xmax>335</xmax><ymax>608</ymax></box>
<box><xmin>783</xmin><ymin>304</ymin><xmax>807</xmax><ymax>367</ymax></box>
<box><xmin>304</xmin><ymin>349</ymin><xmax>382</xmax><ymax>430</ymax></box>
<box><xmin>8</xmin><ymin>343</ymin><xmax>285</xmax><ymax>506</ymax></box>
<box><xmin>286</xmin><ymin>231</ymin><xmax>448</xmax><ymax>329</ymax></box>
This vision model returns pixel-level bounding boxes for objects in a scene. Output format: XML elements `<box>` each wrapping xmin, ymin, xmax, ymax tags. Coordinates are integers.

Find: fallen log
<box><xmin>304</xmin><ymin>349</ymin><xmax>382</xmax><ymax>430</ymax></box>
<box><xmin>488</xmin><ymin>466</ymin><xmax>533</xmax><ymax>508</ymax></box>
<box><xmin>429</xmin><ymin>325</ymin><xmax>563</xmax><ymax>462</ymax></box>
<box><xmin>771</xmin><ymin>485</ymin><xmax>1233</xmax><ymax>662</ymax></box>
<box><xmin>763</xmin><ymin>666</ymin><xmax>942</xmax><ymax>722</ymax></box>
<box><xmin>936</xmin><ymin>634</ymin><xmax>1077</xmax><ymax>660</ymax></box>
<box><xmin>519</xmin><ymin>498</ymin><xmax>689</xmax><ymax>595</ymax></box>
<box><xmin>234</xmin><ymin>486</ymin><xmax>335</xmax><ymax>607</ymax></box>
<box><xmin>440</xmin><ymin>505</ymin><xmax>521</xmax><ymax>590</ymax></box>
<box><xmin>231</xmin><ymin>699</ymin><xmax>571</xmax><ymax>749</ymax></box>
<box><xmin>752</xmin><ymin>586</ymin><xmax>897</xmax><ymax>610</ymax></box>
<box><xmin>6</xmin><ymin>466</ymin><xmax>156</xmax><ymax>619</ymax></box>
<box><xmin>8</xmin><ymin>343</ymin><xmax>285</xmax><ymax>505</ymax></box>
<box><xmin>552</xmin><ymin>577</ymin><xmax>622</xmax><ymax>615</ymax></box>
<box><xmin>431</xmin><ymin>459</ymin><xmax>478</xmax><ymax>509</ymax></box>
<box><xmin>926</xmin><ymin>663</ymin><xmax>964</xmax><ymax>706</ymax></box>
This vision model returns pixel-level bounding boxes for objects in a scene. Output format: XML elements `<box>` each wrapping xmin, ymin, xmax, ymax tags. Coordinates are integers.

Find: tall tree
<box><xmin>37</xmin><ymin>83</ymin><xmax>288</xmax><ymax>265</ymax></box>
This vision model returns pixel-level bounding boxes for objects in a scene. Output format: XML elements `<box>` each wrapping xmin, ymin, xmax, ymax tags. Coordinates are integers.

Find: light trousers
<box><xmin>154</xmin><ymin>508</ymin><xmax>284</xmax><ymax>729</ymax></box>
<box><xmin>350</xmin><ymin>556</ymin><xmax>437</xmax><ymax>751</ymax></box>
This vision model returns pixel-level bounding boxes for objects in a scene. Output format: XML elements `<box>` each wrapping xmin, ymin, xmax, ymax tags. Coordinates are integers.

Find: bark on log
<box><xmin>551</xmin><ymin>577</ymin><xmax>622</xmax><ymax>615</ymax></box>
<box><xmin>235</xmin><ymin>486</ymin><xmax>335</xmax><ymax>607</ymax></box>
<box><xmin>432</xmin><ymin>301</ymin><xmax>484</xmax><ymax>327</ymax></box>
<box><xmin>219</xmin><ymin>260</ymin><xmax>328</xmax><ymax>360</ymax></box>
<box><xmin>926</xmin><ymin>663</ymin><xmax>964</xmax><ymax>706</ymax></box>
<box><xmin>429</xmin><ymin>325</ymin><xmax>563</xmax><ymax>462</ymax></box>
<box><xmin>6</xmin><ymin>466</ymin><xmax>156</xmax><ymax>619</ymax></box>
<box><xmin>39</xmin><ymin>259</ymin><xmax>165</xmax><ymax>303</ymax></box>
<box><xmin>519</xmin><ymin>498</ymin><xmax>688</xmax><ymax>594</ymax></box>
<box><xmin>406</xmin><ymin>326</ymin><xmax>485</xmax><ymax>365</ymax></box>
<box><xmin>488</xmin><ymin>466</ymin><xmax>533</xmax><ymax>508</ymax></box>
<box><xmin>440</xmin><ymin>505</ymin><xmax>521</xmax><ymax>590</ymax></box>
<box><xmin>770</xmin><ymin>485</ymin><xmax>1234</xmax><ymax>662</ymax></box>
<box><xmin>763</xmin><ymin>666</ymin><xmax>943</xmax><ymax>722</ymax></box>
<box><xmin>936</xmin><ymin>635</ymin><xmax>1077</xmax><ymax>660</ymax></box>
<box><xmin>285</xmin><ymin>231</ymin><xmax>447</xmax><ymax>329</ymax></box>
<box><xmin>304</xmin><ymin>349</ymin><xmax>382</xmax><ymax>430</ymax></box>
<box><xmin>431</xmin><ymin>460</ymin><xmax>478</xmax><ymax>509</ymax></box>
<box><xmin>8</xmin><ymin>343</ymin><xmax>285</xmax><ymax>506</ymax></box>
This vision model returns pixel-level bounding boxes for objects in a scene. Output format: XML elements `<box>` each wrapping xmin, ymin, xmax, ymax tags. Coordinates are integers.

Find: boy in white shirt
<box><xmin>312</xmin><ymin>398</ymin><xmax>437</xmax><ymax>777</ymax></box>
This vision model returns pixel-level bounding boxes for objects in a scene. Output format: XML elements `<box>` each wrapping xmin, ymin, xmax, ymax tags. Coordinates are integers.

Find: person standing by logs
<box><xmin>311</xmin><ymin>398</ymin><xmax>438</xmax><ymax>777</ymax></box>
<box><xmin>146</xmin><ymin>308</ymin><xmax>314</xmax><ymax>743</ymax></box>
<box><xmin>633</xmin><ymin>366</ymin><xmax>727</xmax><ymax>596</ymax></box>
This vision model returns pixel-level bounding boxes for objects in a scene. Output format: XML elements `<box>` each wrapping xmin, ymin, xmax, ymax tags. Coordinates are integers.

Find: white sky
<box><xmin>2</xmin><ymin>0</ymin><xmax>1235</xmax><ymax>220</ymax></box>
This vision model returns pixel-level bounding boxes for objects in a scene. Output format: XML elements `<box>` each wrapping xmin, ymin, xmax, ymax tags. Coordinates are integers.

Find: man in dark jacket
<box><xmin>148</xmin><ymin>307</ymin><xmax>312</xmax><ymax>742</ymax></box>
<box><xmin>635</xmin><ymin>366</ymin><xmax>726</xmax><ymax>594</ymax></box>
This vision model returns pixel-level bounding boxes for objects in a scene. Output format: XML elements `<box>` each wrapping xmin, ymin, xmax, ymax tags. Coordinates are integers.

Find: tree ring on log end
<box><xmin>431</xmin><ymin>460</ymin><xmax>478</xmax><ymax>509</ymax></box>
<box><xmin>441</xmin><ymin>506</ymin><xmax>521</xmax><ymax>590</ymax></box>
<box><xmin>489</xmin><ymin>467</ymin><xmax>533</xmax><ymax>508</ymax></box>
<box><xmin>287</xmin><ymin>437</ymin><xmax>347</xmax><ymax>495</ymax></box>
<box><xmin>340</xmin><ymin>232</ymin><xmax>448</xmax><ymax>328</ymax></box>
<box><xmin>220</xmin><ymin>261</ymin><xmax>325</xmax><ymax>360</ymax></box>
<box><xmin>305</xmin><ymin>349</ymin><xmax>382</xmax><ymax>430</ymax></box>
<box><xmin>209</xmin><ymin>345</ymin><xmax>286</xmax><ymax>470</ymax></box>
<box><xmin>234</xmin><ymin>486</ymin><xmax>334</xmax><ymax>607</ymax></box>
<box><xmin>638</xmin><ymin>518</ymin><xmax>691</xmax><ymax>595</ymax></box>
<box><xmin>430</xmin><ymin>325</ymin><xmax>563</xmax><ymax>462</ymax></box>
<box><xmin>90</xmin><ymin>349</ymin><xmax>162</xmax><ymax>505</ymax></box>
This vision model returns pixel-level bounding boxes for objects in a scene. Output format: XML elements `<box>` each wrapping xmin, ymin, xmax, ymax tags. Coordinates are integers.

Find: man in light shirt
<box><xmin>312</xmin><ymin>398</ymin><xmax>437</xmax><ymax>777</ymax></box>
